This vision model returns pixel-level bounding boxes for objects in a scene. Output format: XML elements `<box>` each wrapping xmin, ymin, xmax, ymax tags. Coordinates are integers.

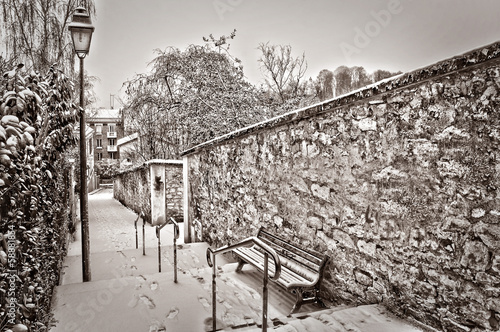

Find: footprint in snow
<box><xmin>223</xmin><ymin>278</ymin><xmax>235</xmax><ymax>288</ymax></box>
<box><xmin>148</xmin><ymin>322</ymin><xmax>166</xmax><ymax>332</ymax></box>
<box><xmin>249</xmin><ymin>289</ymin><xmax>261</xmax><ymax>300</ymax></box>
<box><xmin>234</xmin><ymin>291</ymin><xmax>245</xmax><ymax>303</ymax></box>
<box><xmin>150</xmin><ymin>281</ymin><xmax>159</xmax><ymax>291</ymax></box>
<box><xmin>166</xmin><ymin>307</ymin><xmax>179</xmax><ymax>320</ymax></box>
<box><xmin>140</xmin><ymin>295</ymin><xmax>156</xmax><ymax>309</ymax></box>
<box><xmin>222</xmin><ymin>301</ymin><xmax>233</xmax><ymax>310</ymax></box>
<box><xmin>198</xmin><ymin>297</ymin><xmax>210</xmax><ymax>308</ymax></box>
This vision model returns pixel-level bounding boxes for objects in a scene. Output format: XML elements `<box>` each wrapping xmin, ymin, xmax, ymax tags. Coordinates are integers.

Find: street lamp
<box><xmin>69</xmin><ymin>6</ymin><xmax>94</xmax><ymax>282</ymax></box>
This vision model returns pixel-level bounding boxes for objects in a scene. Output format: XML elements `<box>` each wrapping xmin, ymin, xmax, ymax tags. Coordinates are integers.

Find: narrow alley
<box><xmin>50</xmin><ymin>188</ymin><xmax>430</xmax><ymax>332</ymax></box>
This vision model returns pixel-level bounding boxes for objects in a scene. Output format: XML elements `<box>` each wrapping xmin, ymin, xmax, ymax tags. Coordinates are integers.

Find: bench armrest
<box><xmin>207</xmin><ymin>236</ymin><xmax>282</xmax><ymax>281</ymax></box>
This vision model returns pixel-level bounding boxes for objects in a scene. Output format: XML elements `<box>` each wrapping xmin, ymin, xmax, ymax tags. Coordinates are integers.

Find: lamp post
<box><xmin>68</xmin><ymin>158</ymin><xmax>76</xmax><ymax>234</ymax></box>
<box><xmin>69</xmin><ymin>7</ymin><xmax>94</xmax><ymax>282</ymax></box>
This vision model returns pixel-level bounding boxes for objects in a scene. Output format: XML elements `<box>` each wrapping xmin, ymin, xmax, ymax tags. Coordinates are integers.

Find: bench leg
<box><xmin>290</xmin><ymin>290</ymin><xmax>304</xmax><ymax>315</ymax></box>
<box><xmin>235</xmin><ymin>259</ymin><xmax>246</xmax><ymax>273</ymax></box>
<box><xmin>316</xmin><ymin>297</ymin><xmax>327</xmax><ymax>309</ymax></box>
<box><xmin>290</xmin><ymin>288</ymin><xmax>326</xmax><ymax>315</ymax></box>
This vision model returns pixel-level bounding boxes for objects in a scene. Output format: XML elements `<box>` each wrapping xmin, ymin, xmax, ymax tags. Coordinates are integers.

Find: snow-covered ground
<box><xmin>50</xmin><ymin>188</ymin><xmax>431</xmax><ymax>332</ymax></box>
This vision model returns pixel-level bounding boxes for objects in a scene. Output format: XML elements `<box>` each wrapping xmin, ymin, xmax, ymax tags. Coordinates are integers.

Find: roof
<box><xmin>118</xmin><ymin>132</ymin><xmax>139</xmax><ymax>146</ymax></box>
<box><xmin>145</xmin><ymin>159</ymin><xmax>183</xmax><ymax>165</ymax></box>
<box><xmin>87</xmin><ymin>108</ymin><xmax>122</xmax><ymax>123</ymax></box>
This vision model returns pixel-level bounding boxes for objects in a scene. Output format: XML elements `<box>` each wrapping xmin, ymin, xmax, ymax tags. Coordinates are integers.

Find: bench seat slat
<box><xmin>233</xmin><ymin>247</ymin><xmax>314</xmax><ymax>287</ymax></box>
<box><xmin>258</xmin><ymin>235</ymin><xmax>322</xmax><ymax>272</ymax></box>
<box><xmin>235</xmin><ymin>245</ymin><xmax>319</xmax><ymax>280</ymax></box>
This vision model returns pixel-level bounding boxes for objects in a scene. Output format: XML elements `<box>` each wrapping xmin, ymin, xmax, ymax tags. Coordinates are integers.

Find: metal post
<box><xmin>70</xmin><ymin>162</ymin><xmax>75</xmax><ymax>228</ymax></box>
<box><xmin>142</xmin><ymin>219</ymin><xmax>146</xmax><ymax>256</ymax></box>
<box><xmin>134</xmin><ymin>214</ymin><xmax>140</xmax><ymax>249</ymax></box>
<box><xmin>157</xmin><ymin>227</ymin><xmax>161</xmax><ymax>273</ymax></box>
<box><xmin>212</xmin><ymin>254</ymin><xmax>217</xmax><ymax>332</ymax></box>
<box><xmin>135</xmin><ymin>222</ymin><xmax>138</xmax><ymax>249</ymax></box>
<box><xmin>173</xmin><ymin>230</ymin><xmax>177</xmax><ymax>283</ymax></box>
<box><xmin>79</xmin><ymin>57</ymin><xmax>91</xmax><ymax>282</ymax></box>
<box><xmin>262</xmin><ymin>252</ymin><xmax>269</xmax><ymax>332</ymax></box>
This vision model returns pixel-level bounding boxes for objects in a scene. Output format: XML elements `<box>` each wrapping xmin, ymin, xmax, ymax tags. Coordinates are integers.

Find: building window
<box><xmin>109</xmin><ymin>138</ymin><xmax>116</xmax><ymax>146</ymax></box>
<box><xmin>97</xmin><ymin>152</ymin><xmax>102</xmax><ymax>161</ymax></box>
<box><xmin>109</xmin><ymin>152</ymin><xmax>115</xmax><ymax>160</ymax></box>
<box><xmin>107</xmin><ymin>123</ymin><xmax>117</xmax><ymax>138</ymax></box>
<box><xmin>96</xmin><ymin>138</ymin><xmax>102</xmax><ymax>148</ymax></box>
<box><xmin>95</xmin><ymin>124</ymin><xmax>103</xmax><ymax>135</ymax></box>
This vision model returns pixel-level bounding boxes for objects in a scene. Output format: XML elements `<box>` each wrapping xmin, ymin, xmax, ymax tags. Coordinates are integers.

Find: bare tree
<box><xmin>315</xmin><ymin>69</ymin><xmax>334</xmax><ymax>101</ymax></box>
<box><xmin>372</xmin><ymin>69</ymin><xmax>402</xmax><ymax>82</ymax></box>
<box><xmin>326</xmin><ymin>65</ymin><xmax>401</xmax><ymax>97</ymax></box>
<box><xmin>332</xmin><ymin>66</ymin><xmax>351</xmax><ymax>97</ymax></box>
<box><xmin>350</xmin><ymin>66</ymin><xmax>371</xmax><ymax>90</ymax></box>
<box><xmin>257</xmin><ymin>42</ymin><xmax>308</xmax><ymax>105</ymax></box>
<box><xmin>123</xmin><ymin>33</ymin><xmax>264</xmax><ymax>160</ymax></box>
<box><xmin>0</xmin><ymin>0</ymin><xmax>96</xmax><ymax>74</ymax></box>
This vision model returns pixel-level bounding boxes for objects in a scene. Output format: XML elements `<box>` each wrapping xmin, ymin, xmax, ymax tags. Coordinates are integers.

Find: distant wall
<box><xmin>114</xmin><ymin>160</ymin><xmax>183</xmax><ymax>223</ymax></box>
<box><xmin>183</xmin><ymin>42</ymin><xmax>500</xmax><ymax>332</ymax></box>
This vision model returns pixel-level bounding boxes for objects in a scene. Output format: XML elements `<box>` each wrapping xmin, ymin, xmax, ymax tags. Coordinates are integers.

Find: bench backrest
<box><xmin>257</xmin><ymin>227</ymin><xmax>329</xmax><ymax>278</ymax></box>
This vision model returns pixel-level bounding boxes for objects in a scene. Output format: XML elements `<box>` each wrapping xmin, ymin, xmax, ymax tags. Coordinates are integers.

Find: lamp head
<box><xmin>68</xmin><ymin>7</ymin><xmax>95</xmax><ymax>59</ymax></box>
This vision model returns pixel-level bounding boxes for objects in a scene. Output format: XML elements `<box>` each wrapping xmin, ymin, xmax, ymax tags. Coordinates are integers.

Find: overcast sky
<box><xmin>85</xmin><ymin>0</ymin><xmax>500</xmax><ymax>109</ymax></box>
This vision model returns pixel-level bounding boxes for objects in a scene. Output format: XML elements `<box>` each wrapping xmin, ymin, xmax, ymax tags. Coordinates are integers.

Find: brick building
<box><xmin>86</xmin><ymin>109</ymin><xmax>124</xmax><ymax>163</ymax></box>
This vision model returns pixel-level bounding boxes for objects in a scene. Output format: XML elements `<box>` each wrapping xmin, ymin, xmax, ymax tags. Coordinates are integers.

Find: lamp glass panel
<box><xmin>71</xmin><ymin>28</ymin><xmax>92</xmax><ymax>54</ymax></box>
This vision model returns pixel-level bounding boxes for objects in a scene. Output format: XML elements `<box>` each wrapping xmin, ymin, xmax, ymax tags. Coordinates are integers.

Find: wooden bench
<box><xmin>232</xmin><ymin>227</ymin><xmax>330</xmax><ymax>314</ymax></box>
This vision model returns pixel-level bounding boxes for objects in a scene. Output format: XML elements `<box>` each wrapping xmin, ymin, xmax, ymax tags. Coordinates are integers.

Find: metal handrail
<box><xmin>134</xmin><ymin>212</ymin><xmax>146</xmax><ymax>255</ymax></box>
<box><xmin>206</xmin><ymin>237</ymin><xmax>281</xmax><ymax>332</ymax></box>
<box><xmin>169</xmin><ymin>217</ymin><xmax>179</xmax><ymax>283</ymax></box>
<box><xmin>169</xmin><ymin>217</ymin><xmax>180</xmax><ymax>241</ymax></box>
<box><xmin>134</xmin><ymin>212</ymin><xmax>144</xmax><ymax>250</ymax></box>
<box><xmin>155</xmin><ymin>217</ymin><xmax>180</xmax><ymax>282</ymax></box>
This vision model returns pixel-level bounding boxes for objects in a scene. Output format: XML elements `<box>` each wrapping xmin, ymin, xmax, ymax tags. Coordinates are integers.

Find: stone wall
<box><xmin>114</xmin><ymin>161</ymin><xmax>183</xmax><ymax>223</ymax></box>
<box><xmin>183</xmin><ymin>42</ymin><xmax>500</xmax><ymax>331</ymax></box>
<box><xmin>114</xmin><ymin>164</ymin><xmax>149</xmax><ymax>217</ymax></box>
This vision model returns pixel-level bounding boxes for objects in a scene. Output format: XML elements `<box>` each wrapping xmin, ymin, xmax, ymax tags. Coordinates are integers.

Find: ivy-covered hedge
<box><xmin>0</xmin><ymin>64</ymin><xmax>79</xmax><ymax>332</ymax></box>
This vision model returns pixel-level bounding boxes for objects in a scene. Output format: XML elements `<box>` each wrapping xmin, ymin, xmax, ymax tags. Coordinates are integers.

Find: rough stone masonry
<box><xmin>114</xmin><ymin>161</ymin><xmax>183</xmax><ymax>223</ymax></box>
<box><xmin>183</xmin><ymin>41</ymin><xmax>500</xmax><ymax>332</ymax></box>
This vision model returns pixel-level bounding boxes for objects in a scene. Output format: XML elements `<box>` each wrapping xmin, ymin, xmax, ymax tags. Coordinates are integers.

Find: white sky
<box><xmin>85</xmin><ymin>0</ymin><xmax>500</xmax><ymax>108</ymax></box>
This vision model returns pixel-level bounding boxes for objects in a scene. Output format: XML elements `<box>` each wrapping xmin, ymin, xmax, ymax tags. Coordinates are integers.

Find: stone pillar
<box><xmin>183</xmin><ymin>156</ymin><xmax>191</xmax><ymax>243</ymax></box>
